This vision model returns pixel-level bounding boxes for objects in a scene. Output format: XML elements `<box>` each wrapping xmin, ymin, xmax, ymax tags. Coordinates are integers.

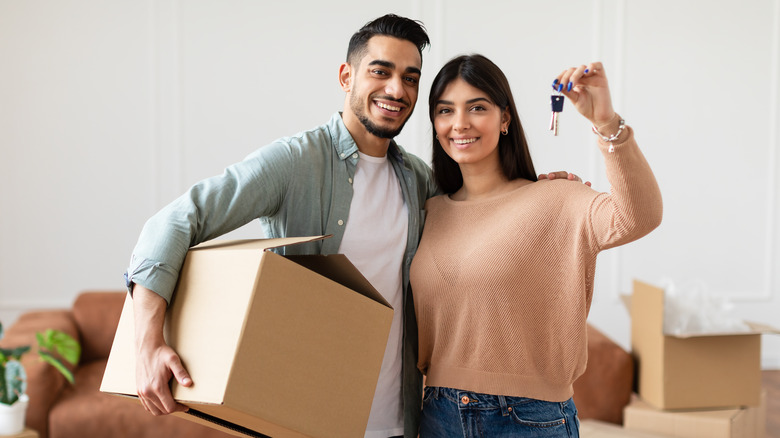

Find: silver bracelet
<box><xmin>591</xmin><ymin>118</ymin><xmax>625</xmax><ymax>153</ymax></box>
<box><xmin>592</xmin><ymin>118</ymin><xmax>625</xmax><ymax>142</ymax></box>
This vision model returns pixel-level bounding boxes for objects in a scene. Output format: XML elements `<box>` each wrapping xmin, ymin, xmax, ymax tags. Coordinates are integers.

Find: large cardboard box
<box><xmin>101</xmin><ymin>236</ymin><xmax>394</xmax><ymax>438</ymax></box>
<box><xmin>630</xmin><ymin>280</ymin><xmax>778</xmax><ymax>410</ymax></box>
<box><xmin>623</xmin><ymin>393</ymin><xmax>767</xmax><ymax>438</ymax></box>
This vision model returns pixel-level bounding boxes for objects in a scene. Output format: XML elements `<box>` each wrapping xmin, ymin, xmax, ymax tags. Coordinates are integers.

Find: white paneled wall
<box><xmin>1</xmin><ymin>0</ymin><xmax>778</xmax><ymax>367</ymax></box>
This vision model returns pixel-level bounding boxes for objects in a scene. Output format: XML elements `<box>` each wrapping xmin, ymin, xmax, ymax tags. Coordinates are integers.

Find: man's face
<box><xmin>346</xmin><ymin>36</ymin><xmax>422</xmax><ymax>139</ymax></box>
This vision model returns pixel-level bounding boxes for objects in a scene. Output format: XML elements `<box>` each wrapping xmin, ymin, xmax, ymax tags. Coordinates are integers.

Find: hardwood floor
<box><xmin>765</xmin><ymin>370</ymin><xmax>780</xmax><ymax>438</ymax></box>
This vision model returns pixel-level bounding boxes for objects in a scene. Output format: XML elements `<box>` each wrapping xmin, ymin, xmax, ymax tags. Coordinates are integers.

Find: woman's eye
<box><xmin>437</xmin><ymin>108</ymin><xmax>451</xmax><ymax>115</ymax></box>
<box><xmin>471</xmin><ymin>105</ymin><xmax>486</xmax><ymax>112</ymax></box>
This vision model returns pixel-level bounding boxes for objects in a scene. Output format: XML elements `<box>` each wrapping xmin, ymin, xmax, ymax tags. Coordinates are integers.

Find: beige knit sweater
<box><xmin>410</xmin><ymin>125</ymin><xmax>662</xmax><ymax>402</ymax></box>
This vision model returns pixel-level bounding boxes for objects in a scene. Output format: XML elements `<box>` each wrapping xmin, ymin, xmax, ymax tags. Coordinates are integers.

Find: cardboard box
<box><xmin>0</xmin><ymin>428</ymin><xmax>40</xmax><ymax>438</ymax></box>
<box><xmin>580</xmin><ymin>419</ymin><xmax>672</xmax><ymax>437</ymax></box>
<box><xmin>630</xmin><ymin>280</ymin><xmax>778</xmax><ymax>410</ymax></box>
<box><xmin>101</xmin><ymin>236</ymin><xmax>394</xmax><ymax>438</ymax></box>
<box><xmin>624</xmin><ymin>392</ymin><xmax>767</xmax><ymax>438</ymax></box>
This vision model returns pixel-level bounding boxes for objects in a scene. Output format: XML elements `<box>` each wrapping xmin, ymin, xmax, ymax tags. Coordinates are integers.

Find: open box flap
<box><xmin>671</xmin><ymin>321</ymin><xmax>780</xmax><ymax>338</ymax></box>
<box><xmin>627</xmin><ymin>280</ymin><xmax>780</xmax><ymax>338</ymax></box>
<box><xmin>285</xmin><ymin>254</ymin><xmax>390</xmax><ymax>308</ymax></box>
<box><xmin>191</xmin><ymin>235</ymin><xmax>331</xmax><ymax>252</ymax></box>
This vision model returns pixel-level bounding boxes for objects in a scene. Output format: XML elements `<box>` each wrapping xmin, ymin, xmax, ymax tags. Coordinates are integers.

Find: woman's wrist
<box><xmin>592</xmin><ymin>112</ymin><xmax>621</xmax><ymax>136</ymax></box>
<box><xmin>591</xmin><ymin>113</ymin><xmax>626</xmax><ymax>153</ymax></box>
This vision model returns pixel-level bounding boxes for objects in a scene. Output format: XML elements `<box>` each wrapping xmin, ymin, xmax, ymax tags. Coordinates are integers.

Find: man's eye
<box><xmin>372</xmin><ymin>69</ymin><xmax>387</xmax><ymax>75</ymax></box>
<box><xmin>405</xmin><ymin>76</ymin><xmax>419</xmax><ymax>85</ymax></box>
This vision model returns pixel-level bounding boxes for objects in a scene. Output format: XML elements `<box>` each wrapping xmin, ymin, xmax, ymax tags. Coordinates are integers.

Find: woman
<box><xmin>410</xmin><ymin>55</ymin><xmax>662</xmax><ymax>437</ymax></box>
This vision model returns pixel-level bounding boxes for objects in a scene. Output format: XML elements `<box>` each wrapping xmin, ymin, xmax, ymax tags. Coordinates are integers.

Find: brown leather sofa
<box><xmin>1</xmin><ymin>291</ymin><xmax>633</xmax><ymax>438</ymax></box>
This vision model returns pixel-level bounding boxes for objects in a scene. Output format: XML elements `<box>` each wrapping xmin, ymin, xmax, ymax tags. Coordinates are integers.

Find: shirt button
<box><xmin>348</xmin><ymin>178</ymin><xmax>353</xmax><ymax>184</ymax></box>
<box><xmin>460</xmin><ymin>396</ymin><xmax>469</xmax><ymax>404</ymax></box>
<box><xmin>352</xmin><ymin>153</ymin><xmax>358</xmax><ymax>159</ymax></box>
<box><xmin>337</xmin><ymin>220</ymin><xmax>344</xmax><ymax>226</ymax></box>
<box><xmin>340</xmin><ymin>153</ymin><xmax>346</xmax><ymax>158</ymax></box>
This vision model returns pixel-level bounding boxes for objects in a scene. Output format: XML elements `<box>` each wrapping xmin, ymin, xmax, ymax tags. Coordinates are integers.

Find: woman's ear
<box><xmin>339</xmin><ymin>63</ymin><xmax>352</xmax><ymax>92</ymax></box>
<box><xmin>501</xmin><ymin>108</ymin><xmax>512</xmax><ymax>132</ymax></box>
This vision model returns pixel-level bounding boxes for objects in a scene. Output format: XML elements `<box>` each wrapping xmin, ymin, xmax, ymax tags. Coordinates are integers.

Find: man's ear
<box><xmin>339</xmin><ymin>63</ymin><xmax>352</xmax><ymax>92</ymax></box>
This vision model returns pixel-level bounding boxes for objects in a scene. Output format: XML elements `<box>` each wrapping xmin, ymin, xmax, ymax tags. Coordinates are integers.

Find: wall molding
<box><xmin>761</xmin><ymin>0</ymin><xmax>780</xmax><ymax>302</ymax></box>
<box><xmin>150</xmin><ymin>0</ymin><xmax>184</xmax><ymax>209</ymax></box>
<box><xmin>595</xmin><ymin>0</ymin><xmax>628</xmax><ymax>302</ymax></box>
<box><xmin>734</xmin><ymin>0</ymin><xmax>780</xmax><ymax>302</ymax></box>
<box><xmin>0</xmin><ymin>300</ymin><xmax>74</xmax><ymax>312</ymax></box>
<box><xmin>600</xmin><ymin>0</ymin><xmax>780</xmax><ymax>303</ymax></box>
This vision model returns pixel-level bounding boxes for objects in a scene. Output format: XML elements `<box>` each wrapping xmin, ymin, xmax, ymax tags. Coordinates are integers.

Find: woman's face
<box><xmin>433</xmin><ymin>78</ymin><xmax>509</xmax><ymax>168</ymax></box>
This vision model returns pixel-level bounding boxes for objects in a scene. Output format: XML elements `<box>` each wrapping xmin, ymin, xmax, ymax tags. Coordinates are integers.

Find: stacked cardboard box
<box><xmin>624</xmin><ymin>280</ymin><xmax>777</xmax><ymax>438</ymax></box>
<box><xmin>624</xmin><ymin>393</ymin><xmax>767</xmax><ymax>438</ymax></box>
<box><xmin>580</xmin><ymin>419</ymin><xmax>672</xmax><ymax>437</ymax></box>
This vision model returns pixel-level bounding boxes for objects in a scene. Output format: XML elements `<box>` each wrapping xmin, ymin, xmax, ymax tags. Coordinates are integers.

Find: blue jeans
<box><xmin>420</xmin><ymin>387</ymin><xmax>579</xmax><ymax>437</ymax></box>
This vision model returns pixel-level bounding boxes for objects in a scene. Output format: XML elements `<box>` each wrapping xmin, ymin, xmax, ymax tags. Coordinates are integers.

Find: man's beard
<box><xmin>350</xmin><ymin>94</ymin><xmax>410</xmax><ymax>139</ymax></box>
<box><xmin>358</xmin><ymin>114</ymin><xmax>406</xmax><ymax>139</ymax></box>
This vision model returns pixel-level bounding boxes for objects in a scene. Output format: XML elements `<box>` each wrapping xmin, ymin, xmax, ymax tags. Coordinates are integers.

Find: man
<box><xmin>126</xmin><ymin>14</ymin><xmax>577</xmax><ymax>438</ymax></box>
<box><xmin>128</xmin><ymin>14</ymin><xmax>431</xmax><ymax>438</ymax></box>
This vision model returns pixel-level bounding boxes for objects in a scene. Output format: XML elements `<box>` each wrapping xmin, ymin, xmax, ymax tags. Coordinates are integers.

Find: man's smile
<box><xmin>376</xmin><ymin>101</ymin><xmax>402</xmax><ymax>112</ymax></box>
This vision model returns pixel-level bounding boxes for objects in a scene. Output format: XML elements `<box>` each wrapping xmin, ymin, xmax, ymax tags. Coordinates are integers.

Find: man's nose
<box><xmin>384</xmin><ymin>75</ymin><xmax>405</xmax><ymax>99</ymax></box>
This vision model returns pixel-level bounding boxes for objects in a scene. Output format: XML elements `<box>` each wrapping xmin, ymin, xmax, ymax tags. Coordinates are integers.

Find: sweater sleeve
<box><xmin>586</xmin><ymin>121</ymin><xmax>663</xmax><ymax>251</ymax></box>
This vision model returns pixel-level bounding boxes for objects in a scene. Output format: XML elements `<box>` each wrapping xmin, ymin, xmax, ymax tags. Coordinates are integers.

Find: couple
<box><xmin>126</xmin><ymin>14</ymin><xmax>662</xmax><ymax>438</ymax></box>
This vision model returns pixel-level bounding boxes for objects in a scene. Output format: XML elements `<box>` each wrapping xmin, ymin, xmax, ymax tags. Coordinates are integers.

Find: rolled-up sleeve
<box><xmin>125</xmin><ymin>140</ymin><xmax>295</xmax><ymax>303</ymax></box>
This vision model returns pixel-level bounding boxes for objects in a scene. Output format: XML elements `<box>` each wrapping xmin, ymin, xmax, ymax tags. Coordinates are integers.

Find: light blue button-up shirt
<box><xmin>125</xmin><ymin>112</ymin><xmax>438</xmax><ymax>437</ymax></box>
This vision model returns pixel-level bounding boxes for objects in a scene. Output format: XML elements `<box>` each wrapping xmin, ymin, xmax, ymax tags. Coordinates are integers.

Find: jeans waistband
<box><xmin>429</xmin><ymin>386</ymin><xmax>571</xmax><ymax>416</ymax></box>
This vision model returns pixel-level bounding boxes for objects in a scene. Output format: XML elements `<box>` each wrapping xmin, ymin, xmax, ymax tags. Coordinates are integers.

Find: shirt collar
<box><xmin>330</xmin><ymin>112</ymin><xmax>403</xmax><ymax>164</ymax></box>
<box><xmin>330</xmin><ymin>113</ymin><xmax>359</xmax><ymax>161</ymax></box>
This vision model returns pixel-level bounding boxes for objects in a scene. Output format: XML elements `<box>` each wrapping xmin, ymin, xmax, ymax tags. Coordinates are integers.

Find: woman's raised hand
<box><xmin>553</xmin><ymin>62</ymin><xmax>616</xmax><ymax>127</ymax></box>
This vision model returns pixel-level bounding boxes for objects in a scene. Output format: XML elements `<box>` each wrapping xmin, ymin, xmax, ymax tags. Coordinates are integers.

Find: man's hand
<box><xmin>133</xmin><ymin>285</ymin><xmax>192</xmax><ymax>415</ymax></box>
<box><xmin>539</xmin><ymin>171</ymin><xmax>592</xmax><ymax>187</ymax></box>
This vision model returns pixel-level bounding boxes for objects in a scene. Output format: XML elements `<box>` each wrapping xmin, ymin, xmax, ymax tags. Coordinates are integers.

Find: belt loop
<box><xmin>498</xmin><ymin>395</ymin><xmax>509</xmax><ymax>417</ymax></box>
<box><xmin>433</xmin><ymin>386</ymin><xmax>440</xmax><ymax>400</ymax></box>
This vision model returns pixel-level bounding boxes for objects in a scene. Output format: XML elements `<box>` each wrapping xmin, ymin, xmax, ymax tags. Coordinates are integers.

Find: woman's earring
<box><xmin>501</xmin><ymin>127</ymin><xmax>509</xmax><ymax>135</ymax></box>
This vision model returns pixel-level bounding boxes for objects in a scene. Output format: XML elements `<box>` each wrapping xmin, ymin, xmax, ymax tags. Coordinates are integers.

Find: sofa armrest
<box><xmin>573</xmin><ymin>324</ymin><xmax>634</xmax><ymax>425</ymax></box>
<box><xmin>70</xmin><ymin>291</ymin><xmax>126</xmax><ymax>363</ymax></box>
<box><xmin>1</xmin><ymin>309</ymin><xmax>80</xmax><ymax>438</ymax></box>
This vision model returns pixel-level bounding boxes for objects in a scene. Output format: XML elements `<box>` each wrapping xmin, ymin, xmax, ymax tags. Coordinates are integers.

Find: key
<box><xmin>550</xmin><ymin>94</ymin><xmax>564</xmax><ymax>136</ymax></box>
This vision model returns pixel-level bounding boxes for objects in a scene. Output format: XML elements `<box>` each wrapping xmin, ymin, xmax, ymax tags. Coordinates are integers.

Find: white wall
<box><xmin>1</xmin><ymin>0</ymin><xmax>778</xmax><ymax>368</ymax></box>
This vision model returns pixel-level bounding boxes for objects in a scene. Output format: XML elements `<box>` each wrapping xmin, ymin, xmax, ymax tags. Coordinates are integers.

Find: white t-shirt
<box><xmin>338</xmin><ymin>151</ymin><xmax>408</xmax><ymax>438</ymax></box>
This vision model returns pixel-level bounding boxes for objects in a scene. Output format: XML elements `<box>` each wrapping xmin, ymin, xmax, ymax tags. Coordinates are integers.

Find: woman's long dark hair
<box><xmin>429</xmin><ymin>54</ymin><xmax>537</xmax><ymax>194</ymax></box>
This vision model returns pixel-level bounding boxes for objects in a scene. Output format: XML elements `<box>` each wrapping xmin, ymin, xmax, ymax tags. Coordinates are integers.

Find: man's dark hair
<box><xmin>346</xmin><ymin>14</ymin><xmax>430</xmax><ymax>65</ymax></box>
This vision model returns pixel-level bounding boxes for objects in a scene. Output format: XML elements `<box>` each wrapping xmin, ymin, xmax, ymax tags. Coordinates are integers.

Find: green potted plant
<box><xmin>0</xmin><ymin>321</ymin><xmax>80</xmax><ymax>435</ymax></box>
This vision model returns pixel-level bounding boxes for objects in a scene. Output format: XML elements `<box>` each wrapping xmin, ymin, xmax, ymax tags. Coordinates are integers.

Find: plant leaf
<box><xmin>2</xmin><ymin>360</ymin><xmax>26</xmax><ymax>405</ymax></box>
<box><xmin>0</xmin><ymin>346</ymin><xmax>31</xmax><ymax>361</ymax></box>
<box><xmin>0</xmin><ymin>365</ymin><xmax>8</xmax><ymax>405</ymax></box>
<box><xmin>35</xmin><ymin>331</ymin><xmax>47</xmax><ymax>348</ymax></box>
<box><xmin>52</xmin><ymin>330</ymin><xmax>80</xmax><ymax>365</ymax></box>
<box><xmin>38</xmin><ymin>351</ymin><xmax>75</xmax><ymax>384</ymax></box>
